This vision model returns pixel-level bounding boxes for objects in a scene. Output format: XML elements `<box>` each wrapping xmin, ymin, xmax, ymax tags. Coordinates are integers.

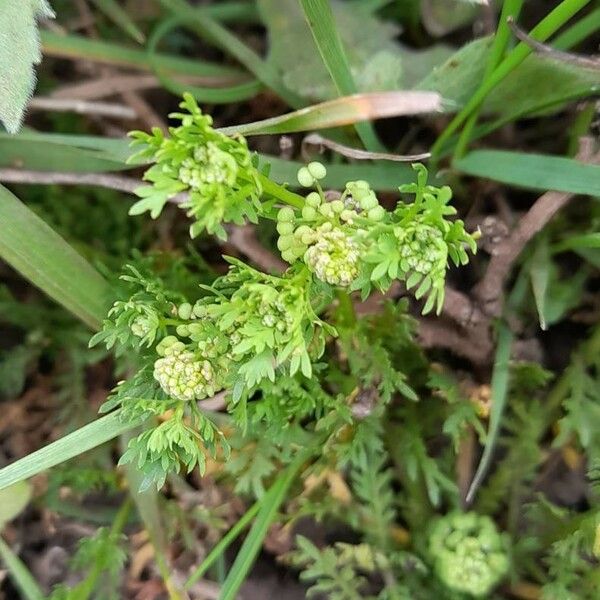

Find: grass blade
<box><xmin>185</xmin><ymin>500</ymin><xmax>261</xmax><ymax>588</ymax></box>
<box><xmin>157</xmin><ymin>0</ymin><xmax>304</xmax><ymax>108</ymax></box>
<box><xmin>466</xmin><ymin>323</ymin><xmax>513</xmax><ymax>504</ymax></box>
<box><xmin>298</xmin><ymin>0</ymin><xmax>382</xmax><ymax>151</ymax></box>
<box><xmin>41</xmin><ymin>31</ymin><xmax>242</xmax><ymax>80</ymax></box>
<box><xmin>0</xmin><ymin>538</ymin><xmax>44</xmax><ymax>600</ymax></box>
<box><xmin>218</xmin><ymin>449</ymin><xmax>312</xmax><ymax>600</ymax></box>
<box><xmin>455</xmin><ymin>150</ymin><xmax>600</xmax><ymax>196</ymax></box>
<box><xmin>219</xmin><ymin>91</ymin><xmax>442</xmax><ymax>136</ymax></box>
<box><xmin>148</xmin><ymin>17</ymin><xmax>263</xmax><ymax>104</ymax></box>
<box><xmin>0</xmin><ymin>185</ymin><xmax>110</xmax><ymax>329</ymax></box>
<box><xmin>454</xmin><ymin>0</ymin><xmax>525</xmax><ymax>159</ymax></box>
<box><xmin>90</xmin><ymin>0</ymin><xmax>145</xmax><ymax>44</ymax></box>
<box><xmin>0</xmin><ymin>411</ymin><xmax>144</xmax><ymax>491</ymax></box>
<box><xmin>432</xmin><ymin>0</ymin><xmax>592</xmax><ymax>159</ymax></box>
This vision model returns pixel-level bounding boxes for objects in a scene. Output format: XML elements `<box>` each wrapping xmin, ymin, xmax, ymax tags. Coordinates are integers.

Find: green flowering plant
<box><xmin>277</xmin><ymin>162</ymin><xmax>477</xmax><ymax>314</ymax></box>
<box><xmin>128</xmin><ymin>93</ymin><xmax>263</xmax><ymax>239</ymax></box>
<box><xmin>89</xmin><ymin>96</ymin><xmax>479</xmax><ymax>490</ymax></box>
<box><xmin>428</xmin><ymin>512</ymin><xmax>510</xmax><ymax>597</ymax></box>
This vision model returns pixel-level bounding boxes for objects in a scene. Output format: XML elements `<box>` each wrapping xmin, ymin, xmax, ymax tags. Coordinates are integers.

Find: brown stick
<box><xmin>474</xmin><ymin>140</ymin><xmax>599</xmax><ymax>316</ymax></box>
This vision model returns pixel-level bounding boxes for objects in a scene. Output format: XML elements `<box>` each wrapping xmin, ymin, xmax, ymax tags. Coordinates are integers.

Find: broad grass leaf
<box><xmin>258</xmin><ymin>0</ymin><xmax>452</xmax><ymax>100</ymax></box>
<box><xmin>417</xmin><ymin>36</ymin><xmax>599</xmax><ymax>118</ymax></box>
<box><xmin>0</xmin><ymin>481</ymin><xmax>32</xmax><ymax>528</ymax></box>
<box><xmin>0</xmin><ymin>1</ymin><xmax>55</xmax><ymax>133</ymax></box>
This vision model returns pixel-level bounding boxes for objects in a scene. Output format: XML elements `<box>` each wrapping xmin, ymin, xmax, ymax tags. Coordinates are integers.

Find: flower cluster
<box><xmin>428</xmin><ymin>512</ymin><xmax>509</xmax><ymax>597</ymax></box>
<box><xmin>276</xmin><ymin>163</ymin><xmax>477</xmax><ymax>314</ymax></box>
<box><xmin>128</xmin><ymin>93</ymin><xmax>262</xmax><ymax>239</ymax></box>
<box><xmin>128</xmin><ymin>260</ymin><xmax>333</xmax><ymax>405</ymax></box>
<box><xmin>153</xmin><ymin>336</ymin><xmax>217</xmax><ymax>402</ymax></box>
<box><xmin>276</xmin><ymin>164</ymin><xmax>386</xmax><ymax>288</ymax></box>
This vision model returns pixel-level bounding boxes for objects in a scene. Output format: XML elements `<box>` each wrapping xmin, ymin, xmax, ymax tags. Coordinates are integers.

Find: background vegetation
<box><xmin>0</xmin><ymin>1</ymin><xmax>599</xmax><ymax>599</ymax></box>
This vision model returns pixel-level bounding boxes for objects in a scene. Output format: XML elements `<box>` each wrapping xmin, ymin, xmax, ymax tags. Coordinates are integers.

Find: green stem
<box><xmin>431</xmin><ymin>0</ymin><xmax>592</xmax><ymax>162</ymax></box>
<box><xmin>453</xmin><ymin>0</ymin><xmax>525</xmax><ymax>161</ymax></box>
<box><xmin>335</xmin><ymin>289</ymin><xmax>357</xmax><ymax>328</ymax></box>
<box><xmin>257</xmin><ymin>173</ymin><xmax>305</xmax><ymax>209</ymax></box>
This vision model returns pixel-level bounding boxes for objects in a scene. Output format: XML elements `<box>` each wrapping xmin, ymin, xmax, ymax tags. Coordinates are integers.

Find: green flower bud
<box><xmin>330</xmin><ymin>200</ymin><xmax>345</xmax><ymax>214</ymax></box>
<box><xmin>302</xmin><ymin>205</ymin><xmax>317</xmax><ymax>220</ymax></box>
<box><xmin>276</xmin><ymin>221</ymin><xmax>294</xmax><ymax>235</ymax></box>
<box><xmin>178</xmin><ymin>302</ymin><xmax>192</xmax><ymax>320</ymax></box>
<box><xmin>367</xmin><ymin>206</ymin><xmax>385</xmax><ymax>222</ymax></box>
<box><xmin>153</xmin><ymin>345</ymin><xmax>217</xmax><ymax>401</ymax></box>
<box><xmin>306</xmin><ymin>191</ymin><xmax>322</xmax><ymax>208</ymax></box>
<box><xmin>359</xmin><ymin>193</ymin><xmax>379</xmax><ymax>211</ymax></box>
<box><xmin>277</xmin><ymin>235</ymin><xmax>293</xmax><ymax>251</ymax></box>
<box><xmin>340</xmin><ymin>209</ymin><xmax>356</xmax><ymax>222</ymax></box>
<box><xmin>281</xmin><ymin>249</ymin><xmax>296</xmax><ymax>263</ymax></box>
<box><xmin>297</xmin><ymin>167</ymin><xmax>314</xmax><ymax>187</ymax></box>
<box><xmin>318</xmin><ymin>204</ymin><xmax>334</xmax><ymax>218</ymax></box>
<box><xmin>307</xmin><ymin>161</ymin><xmax>327</xmax><ymax>180</ymax></box>
<box><xmin>176</xmin><ymin>324</ymin><xmax>190</xmax><ymax>337</ymax></box>
<box><xmin>277</xmin><ymin>206</ymin><xmax>295</xmax><ymax>222</ymax></box>
<box><xmin>156</xmin><ymin>335</ymin><xmax>179</xmax><ymax>357</ymax></box>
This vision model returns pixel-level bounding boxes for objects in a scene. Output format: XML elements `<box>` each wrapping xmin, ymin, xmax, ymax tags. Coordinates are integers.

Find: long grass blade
<box><xmin>432</xmin><ymin>0</ymin><xmax>592</xmax><ymax>159</ymax></box>
<box><xmin>185</xmin><ymin>500</ymin><xmax>261</xmax><ymax>588</ymax></box>
<box><xmin>454</xmin><ymin>0</ymin><xmax>525</xmax><ymax>159</ymax></box>
<box><xmin>40</xmin><ymin>31</ymin><xmax>242</xmax><ymax>80</ymax></box>
<box><xmin>157</xmin><ymin>0</ymin><xmax>304</xmax><ymax>108</ymax></box>
<box><xmin>0</xmin><ymin>185</ymin><xmax>110</xmax><ymax>329</ymax></box>
<box><xmin>298</xmin><ymin>0</ymin><xmax>382</xmax><ymax>151</ymax></box>
<box><xmin>219</xmin><ymin>91</ymin><xmax>442</xmax><ymax>136</ymax></box>
<box><xmin>466</xmin><ymin>323</ymin><xmax>513</xmax><ymax>504</ymax></box>
<box><xmin>218</xmin><ymin>449</ymin><xmax>312</xmax><ymax>600</ymax></box>
<box><xmin>148</xmin><ymin>17</ymin><xmax>262</xmax><ymax>104</ymax></box>
<box><xmin>455</xmin><ymin>150</ymin><xmax>600</xmax><ymax>196</ymax></box>
<box><xmin>0</xmin><ymin>411</ymin><xmax>143</xmax><ymax>491</ymax></box>
<box><xmin>0</xmin><ymin>538</ymin><xmax>44</xmax><ymax>600</ymax></box>
<box><xmin>90</xmin><ymin>0</ymin><xmax>146</xmax><ymax>44</ymax></box>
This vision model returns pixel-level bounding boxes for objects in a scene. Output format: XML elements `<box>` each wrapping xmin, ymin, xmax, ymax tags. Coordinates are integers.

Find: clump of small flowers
<box><xmin>276</xmin><ymin>163</ymin><xmax>477</xmax><ymax>314</ymax></box>
<box><xmin>428</xmin><ymin>512</ymin><xmax>510</xmax><ymax>597</ymax></box>
<box><xmin>128</xmin><ymin>93</ymin><xmax>262</xmax><ymax>239</ymax></box>
<box><xmin>153</xmin><ymin>335</ymin><xmax>217</xmax><ymax>402</ymax></box>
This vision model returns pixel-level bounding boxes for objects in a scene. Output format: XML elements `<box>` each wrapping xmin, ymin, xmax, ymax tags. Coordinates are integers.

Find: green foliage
<box><xmin>129</xmin><ymin>93</ymin><xmax>262</xmax><ymax>239</ymax></box>
<box><xmin>48</xmin><ymin>524</ymin><xmax>127</xmax><ymax>600</ymax></box>
<box><xmin>277</xmin><ymin>164</ymin><xmax>477</xmax><ymax>314</ymax></box>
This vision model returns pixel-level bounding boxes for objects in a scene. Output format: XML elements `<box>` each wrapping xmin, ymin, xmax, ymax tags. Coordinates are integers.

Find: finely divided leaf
<box><xmin>0</xmin><ymin>1</ymin><xmax>55</xmax><ymax>133</ymax></box>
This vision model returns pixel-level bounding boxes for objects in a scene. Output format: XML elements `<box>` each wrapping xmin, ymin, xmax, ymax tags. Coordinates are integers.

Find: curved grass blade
<box><xmin>455</xmin><ymin>150</ymin><xmax>600</xmax><ymax>196</ymax></box>
<box><xmin>185</xmin><ymin>500</ymin><xmax>261</xmax><ymax>588</ymax></box>
<box><xmin>41</xmin><ymin>31</ymin><xmax>243</xmax><ymax>80</ymax></box>
<box><xmin>0</xmin><ymin>185</ymin><xmax>110</xmax><ymax>329</ymax></box>
<box><xmin>90</xmin><ymin>0</ymin><xmax>145</xmax><ymax>44</ymax></box>
<box><xmin>157</xmin><ymin>0</ymin><xmax>304</xmax><ymax>108</ymax></box>
<box><xmin>0</xmin><ymin>538</ymin><xmax>44</xmax><ymax>600</ymax></box>
<box><xmin>219</xmin><ymin>91</ymin><xmax>442</xmax><ymax>136</ymax></box>
<box><xmin>148</xmin><ymin>17</ymin><xmax>263</xmax><ymax>104</ymax></box>
<box><xmin>298</xmin><ymin>0</ymin><xmax>382</xmax><ymax>151</ymax></box>
<box><xmin>466</xmin><ymin>323</ymin><xmax>513</xmax><ymax>504</ymax></box>
<box><xmin>0</xmin><ymin>411</ymin><xmax>144</xmax><ymax>491</ymax></box>
<box><xmin>218</xmin><ymin>448</ymin><xmax>313</xmax><ymax>600</ymax></box>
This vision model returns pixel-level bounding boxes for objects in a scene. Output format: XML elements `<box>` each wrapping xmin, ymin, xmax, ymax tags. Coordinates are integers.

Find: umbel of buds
<box><xmin>128</xmin><ymin>93</ymin><xmax>262</xmax><ymax>240</ymax></box>
<box><xmin>275</xmin><ymin>163</ymin><xmax>477</xmax><ymax>314</ymax></box>
<box><xmin>153</xmin><ymin>336</ymin><xmax>218</xmax><ymax>402</ymax></box>
<box><xmin>428</xmin><ymin>512</ymin><xmax>509</xmax><ymax>597</ymax></box>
